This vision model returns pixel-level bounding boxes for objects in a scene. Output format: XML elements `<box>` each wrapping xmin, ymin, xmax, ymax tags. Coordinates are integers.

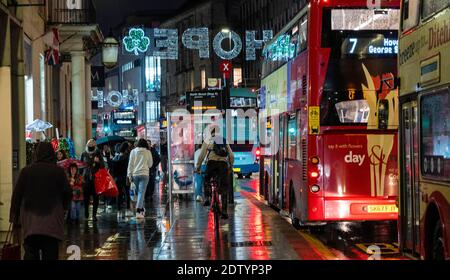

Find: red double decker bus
<box><xmin>260</xmin><ymin>0</ymin><xmax>401</xmax><ymax>227</ymax></box>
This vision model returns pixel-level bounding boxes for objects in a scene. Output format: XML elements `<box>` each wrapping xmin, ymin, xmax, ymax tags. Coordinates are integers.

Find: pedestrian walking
<box><xmin>111</xmin><ymin>142</ymin><xmax>132</xmax><ymax>217</ymax></box>
<box><xmin>146</xmin><ymin>140</ymin><xmax>161</xmax><ymax>200</ymax></box>
<box><xmin>127</xmin><ymin>139</ymin><xmax>153</xmax><ymax>219</ymax></box>
<box><xmin>160</xmin><ymin>137</ymin><xmax>168</xmax><ymax>185</ymax></box>
<box><xmin>101</xmin><ymin>144</ymin><xmax>113</xmax><ymax>170</ymax></box>
<box><xmin>81</xmin><ymin>139</ymin><xmax>104</xmax><ymax>222</ymax></box>
<box><xmin>9</xmin><ymin>142</ymin><xmax>72</xmax><ymax>260</ymax></box>
<box><xmin>101</xmin><ymin>145</ymin><xmax>114</xmax><ymax>211</ymax></box>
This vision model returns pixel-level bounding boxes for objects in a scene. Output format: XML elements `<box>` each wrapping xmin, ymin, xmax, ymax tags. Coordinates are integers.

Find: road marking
<box><xmin>355</xmin><ymin>243</ymin><xmax>399</xmax><ymax>255</ymax></box>
<box><xmin>298</xmin><ymin>232</ymin><xmax>339</xmax><ymax>260</ymax></box>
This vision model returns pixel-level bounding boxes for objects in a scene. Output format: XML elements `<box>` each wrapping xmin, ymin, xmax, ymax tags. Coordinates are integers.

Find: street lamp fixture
<box><xmin>102</xmin><ymin>30</ymin><xmax>119</xmax><ymax>69</ymax></box>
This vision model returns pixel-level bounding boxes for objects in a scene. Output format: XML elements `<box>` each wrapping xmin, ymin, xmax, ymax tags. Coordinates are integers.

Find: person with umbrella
<box><xmin>26</xmin><ymin>119</ymin><xmax>53</xmax><ymax>140</ymax></box>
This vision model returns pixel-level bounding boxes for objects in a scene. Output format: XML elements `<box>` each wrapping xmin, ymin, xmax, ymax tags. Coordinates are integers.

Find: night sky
<box><xmin>93</xmin><ymin>0</ymin><xmax>189</xmax><ymax>33</ymax></box>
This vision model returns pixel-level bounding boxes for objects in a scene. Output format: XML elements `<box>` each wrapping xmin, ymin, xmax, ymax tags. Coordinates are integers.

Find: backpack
<box><xmin>212</xmin><ymin>138</ymin><xmax>228</xmax><ymax>157</ymax></box>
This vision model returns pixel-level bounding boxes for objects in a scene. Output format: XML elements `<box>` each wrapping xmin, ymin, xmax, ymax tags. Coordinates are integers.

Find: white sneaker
<box><xmin>196</xmin><ymin>195</ymin><xmax>203</xmax><ymax>202</ymax></box>
<box><xmin>117</xmin><ymin>212</ymin><xmax>123</xmax><ymax>221</ymax></box>
<box><xmin>136</xmin><ymin>212</ymin><xmax>145</xmax><ymax>219</ymax></box>
<box><xmin>125</xmin><ymin>210</ymin><xmax>134</xmax><ymax>217</ymax></box>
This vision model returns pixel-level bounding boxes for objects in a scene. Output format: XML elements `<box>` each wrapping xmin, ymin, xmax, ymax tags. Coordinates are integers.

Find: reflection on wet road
<box><xmin>60</xmin><ymin>177</ymin><xmax>408</xmax><ymax>260</ymax></box>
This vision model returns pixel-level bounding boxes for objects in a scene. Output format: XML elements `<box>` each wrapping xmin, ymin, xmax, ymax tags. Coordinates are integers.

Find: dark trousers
<box><xmin>116</xmin><ymin>178</ymin><xmax>129</xmax><ymax>211</ymax></box>
<box><xmin>84</xmin><ymin>180</ymin><xmax>99</xmax><ymax>218</ymax></box>
<box><xmin>204</xmin><ymin>161</ymin><xmax>230</xmax><ymax>214</ymax></box>
<box><xmin>146</xmin><ymin>171</ymin><xmax>156</xmax><ymax>199</ymax></box>
<box><xmin>24</xmin><ymin>235</ymin><xmax>59</xmax><ymax>260</ymax></box>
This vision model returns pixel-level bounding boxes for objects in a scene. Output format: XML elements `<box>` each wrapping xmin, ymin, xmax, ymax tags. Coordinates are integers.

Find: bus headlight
<box><xmin>310</xmin><ymin>185</ymin><xmax>320</xmax><ymax>193</ymax></box>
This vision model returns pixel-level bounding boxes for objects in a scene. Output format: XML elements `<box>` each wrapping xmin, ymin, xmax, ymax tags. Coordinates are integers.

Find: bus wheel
<box><xmin>245</xmin><ymin>173</ymin><xmax>252</xmax><ymax>179</ymax></box>
<box><xmin>291</xmin><ymin>212</ymin><xmax>301</xmax><ymax>230</ymax></box>
<box><xmin>237</xmin><ymin>173</ymin><xmax>244</xmax><ymax>179</ymax></box>
<box><xmin>289</xmin><ymin>190</ymin><xmax>301</xmax><ymax>229</ymax></box>
<box><xmin>432</xmin><ymin>221</ymin><xmax>445</xmax><ymax>260</ymax></box>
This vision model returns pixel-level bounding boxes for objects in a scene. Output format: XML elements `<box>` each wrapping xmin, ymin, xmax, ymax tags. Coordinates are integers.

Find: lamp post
<box><xmin>102</xmin><ymin>30</ymin><xmax>119</xmax><ymax>69</ymax></box>
<box><xmin>220</xmin><ymin>28</ymin><xmax>232</xmax><ymax>110</ymax></box>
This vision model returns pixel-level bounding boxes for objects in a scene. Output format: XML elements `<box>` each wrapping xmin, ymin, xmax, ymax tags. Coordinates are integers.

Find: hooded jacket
<box><xmin>80</xmin><ymin>140</ymin><xmax>104</xmax><ymax>182</ymax></box>
<box><xmin>127</xmin><ymin>147</ymin><xmax>153</xmax><ymax>177</ymax></box>
<box><xmin>10</xmin><ymin>142</ymin><xmax>72</xmax><ymax>241</ymax></box>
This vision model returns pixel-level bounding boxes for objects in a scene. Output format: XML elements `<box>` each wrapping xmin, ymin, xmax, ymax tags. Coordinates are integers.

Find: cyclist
<box><xmin>195</xmin><ymin>126</ymin><xmax>234</xmax><ymax>219</ymax></box>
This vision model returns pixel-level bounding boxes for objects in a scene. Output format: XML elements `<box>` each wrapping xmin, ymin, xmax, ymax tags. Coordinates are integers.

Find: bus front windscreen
<box><xmin>320</xmin><ymin>8</ymin><xmax>399</xmax><ymax>128</ymax></box>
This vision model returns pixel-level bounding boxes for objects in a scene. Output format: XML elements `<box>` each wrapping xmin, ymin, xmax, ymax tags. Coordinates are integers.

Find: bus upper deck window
<box><xmin>403</xmin><ymin>0</ymin><xmax>409</xmax><ymax>21</ymax></box>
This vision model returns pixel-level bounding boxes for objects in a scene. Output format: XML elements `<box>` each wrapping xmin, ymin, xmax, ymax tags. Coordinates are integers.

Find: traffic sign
<box><xmin>220</xmin><ymin>61</ymin><xmax>232</xmax><ymax>78</ymax></box>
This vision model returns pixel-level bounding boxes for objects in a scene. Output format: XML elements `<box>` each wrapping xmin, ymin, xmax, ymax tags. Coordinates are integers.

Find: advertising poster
<box><xmin>261</xmin><ymin>64</ymin><xmax>288</xmax><ymax>116</ymax></box>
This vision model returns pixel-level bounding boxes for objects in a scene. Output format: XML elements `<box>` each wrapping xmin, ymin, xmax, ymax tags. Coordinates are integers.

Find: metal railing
<box><xmin>48</xmin><ymin>0</ymin><xmax>96</xmax><ymax>24</ymax></box>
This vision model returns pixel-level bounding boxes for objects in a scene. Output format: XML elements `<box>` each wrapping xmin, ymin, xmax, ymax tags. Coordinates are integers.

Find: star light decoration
<box><xmin>123</xmin><ymin>28</ymin><xmax>150</xmax><ymax>55</ymax></box>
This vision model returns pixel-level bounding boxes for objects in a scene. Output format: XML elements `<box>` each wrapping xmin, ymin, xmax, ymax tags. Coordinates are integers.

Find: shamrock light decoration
<box><xmin>123</xmin><ymin>28</ymin><xmax>150</xmax><ymax>55</ymax></box>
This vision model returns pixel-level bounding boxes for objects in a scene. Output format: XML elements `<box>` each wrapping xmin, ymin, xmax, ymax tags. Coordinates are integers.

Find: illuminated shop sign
<box><xmin>186</xmin><ymin>90</ymin><xmax>223</xmax><ymax>112</ymax></box>
<box><xmin>116</xmin><ymin>120</ymin><xmax>133</xmax><ymax>125</ymax></box>
<box><xmin>122</xmin><ymin>27</ymin><xmax>273</xmax><ymax>61</ymax></box>
<box><xmin>113</xmin><ymin>111</ymin><xmax>136</xmax><ymax>125</ymax></box>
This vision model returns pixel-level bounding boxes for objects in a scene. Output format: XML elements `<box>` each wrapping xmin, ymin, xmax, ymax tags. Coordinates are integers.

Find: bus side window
<box><xmin>402</xmin><ymin>0</ymin><xmax>420</xmax><ymax>32</ymax></box>
<box><xmin>378</xmin><ymin>99</ymin><xmax>389</xmax><ymax>130</ymax></box>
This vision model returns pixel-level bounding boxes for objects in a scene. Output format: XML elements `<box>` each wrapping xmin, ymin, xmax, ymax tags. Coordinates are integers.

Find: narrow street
<box><xmin>60</xmin><ymin>177</ymin><xmax>407</xmax><ymax>260</ymax></box>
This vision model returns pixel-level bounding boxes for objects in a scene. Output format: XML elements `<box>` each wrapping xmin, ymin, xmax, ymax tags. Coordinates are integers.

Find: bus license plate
<box><xmin>367</xmin><ymin>205</ymin><xmax>398</xmax><ymax>213</ymax></box>
<box><xmin>233</xmin><ymin>168</ymin><xmax>241</xmax><ymax>172</ymax></box>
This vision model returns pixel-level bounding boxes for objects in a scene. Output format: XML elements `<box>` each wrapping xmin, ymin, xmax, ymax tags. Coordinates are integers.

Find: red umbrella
<box><xmin>57</xmin><ymin>158</ymin><xmax>87</xmax><ymax>169</ymax></box>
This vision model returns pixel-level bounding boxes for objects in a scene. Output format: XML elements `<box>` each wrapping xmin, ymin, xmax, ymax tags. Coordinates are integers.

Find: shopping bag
<box><xmin>94</xmin><ymin>168</ymin><xmax>119</xmax><ymax>197</ymax></box>
<box><xmin>129</xmin><ymin>181</ymin><xmax>137</xmax><ymax>202</ymax></box>
<box><xmin>1</xmin><ymin>224</ymin><xmax>21</xmax><ymax>260</ymax></box>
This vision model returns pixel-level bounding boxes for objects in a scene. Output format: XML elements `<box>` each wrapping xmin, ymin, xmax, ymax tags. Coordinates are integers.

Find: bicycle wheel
<box><xmin>212</xmin><ymin>189</ymin><xmax>220</xmax><ymax>233</ymax></box>
<box><xmin>213</xmin><ymin>205</ymin><xmax>220</xmax><ymax>233</ymax></box>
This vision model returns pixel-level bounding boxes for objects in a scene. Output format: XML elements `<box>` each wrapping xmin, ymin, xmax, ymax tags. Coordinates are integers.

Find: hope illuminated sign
<box><xmin>123</xmin><ymin>27</ymin><xmax>273</xmax><ymax>61</ymax></box>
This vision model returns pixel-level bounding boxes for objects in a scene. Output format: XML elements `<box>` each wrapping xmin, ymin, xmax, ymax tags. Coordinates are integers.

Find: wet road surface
<box><xmin>60</xmin><ymin>176</ymin><xmax>408</xmax><ymax>260</ymax></box>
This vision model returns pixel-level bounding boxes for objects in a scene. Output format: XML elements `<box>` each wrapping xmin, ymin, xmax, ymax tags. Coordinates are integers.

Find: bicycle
<box><xmin>197</xmin><ymin>171</ymin><xmax>221</xmax><ymax>235</ymax></box>
<box><xmin>209</xmin><ymin>175</ymin><xmax>221</xmax><ymax>235</ymax></box>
